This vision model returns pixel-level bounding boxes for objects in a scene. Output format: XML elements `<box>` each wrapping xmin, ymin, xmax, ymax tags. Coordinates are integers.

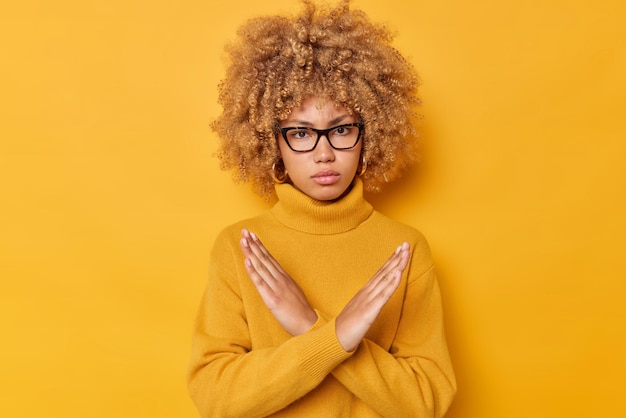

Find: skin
<box><xmin>277</xmin><ymin>96</ymin><xmax>363</xmax><ymax>202</ymax></box>
<box><xmin>239</xmin><ymin>96</ymin><xmax>410</xmax><ymax>352</ymax></box>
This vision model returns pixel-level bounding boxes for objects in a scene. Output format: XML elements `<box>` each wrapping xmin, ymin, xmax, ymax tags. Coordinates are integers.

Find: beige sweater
<box><xmin>188</xmin><ymin>179</ymin><xmax>456</xmax><ymax>417</ymax></box>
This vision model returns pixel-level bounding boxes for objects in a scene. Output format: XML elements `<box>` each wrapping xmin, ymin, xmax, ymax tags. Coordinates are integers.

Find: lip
<box><xmin>312</xmin><ymin>170</ymin><xmax>340</xmax><ymax>185</ymax></box>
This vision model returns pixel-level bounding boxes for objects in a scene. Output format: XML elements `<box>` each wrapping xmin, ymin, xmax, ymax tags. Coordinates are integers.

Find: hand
<box><xmin>335</xmin><ymin>242</ymin><xmax>410</xmax><ymax>352</ymax></box>
<box><xmin>240</xmin><ymin>229</ymin><xmax>318</xmax><ymax>336</ymax></box>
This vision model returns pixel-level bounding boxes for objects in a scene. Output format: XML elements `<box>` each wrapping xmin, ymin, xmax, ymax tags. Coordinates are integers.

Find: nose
<box><xmin>313</xmin><ymin>134</ymin><xmax>335</xmax><ymax>162</ymax></box>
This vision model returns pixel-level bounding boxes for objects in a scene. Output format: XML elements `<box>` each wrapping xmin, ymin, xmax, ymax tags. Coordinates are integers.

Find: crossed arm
<box><xmin>240</xmin><ymin>228</ymin><xmax>410</xmax><ymax>352</ymax></box>
<box><xmin>188</xmin><ymin>229</ymin><xmax>455</xmax><ymax>417</ymax></box>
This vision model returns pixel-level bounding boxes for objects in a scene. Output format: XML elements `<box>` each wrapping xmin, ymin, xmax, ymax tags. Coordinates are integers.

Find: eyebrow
<box><xmin>286</xmin><ymin>114</ymin><xmax>350</xmax><ymax>127</ymax></box>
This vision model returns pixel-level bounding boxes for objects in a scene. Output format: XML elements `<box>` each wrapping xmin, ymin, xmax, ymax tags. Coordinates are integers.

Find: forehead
<box><xmin>284</xmin><ymin>96</ymin><xmax>352</xmax><ymax>124</ymax></box>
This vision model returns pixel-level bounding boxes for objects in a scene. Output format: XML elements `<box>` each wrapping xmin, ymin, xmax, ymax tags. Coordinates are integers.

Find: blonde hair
<box><xmin>212</xmin><ymin>0</ymin><xmax>421</xmax><ymax>196</ymax></box>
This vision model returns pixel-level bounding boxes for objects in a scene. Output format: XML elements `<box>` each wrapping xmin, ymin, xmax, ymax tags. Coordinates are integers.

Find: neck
<box><xmin>271</xmin><ymin>178</ymin><xmax>373</xmax><ymax>234</ymax></box>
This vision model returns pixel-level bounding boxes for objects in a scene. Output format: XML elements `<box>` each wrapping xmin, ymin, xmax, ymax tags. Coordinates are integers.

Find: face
<box><xmin>278</xmin><ymin>96</ymin><xmax>362</xmax><ymax>201</ymax></box>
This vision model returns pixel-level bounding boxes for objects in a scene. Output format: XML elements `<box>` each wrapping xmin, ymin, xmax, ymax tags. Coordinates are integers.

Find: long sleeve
<box><xmin>330</xmin><ymin>264</ymin><xmax>457</xmax><ymax>417</ymax></box>
<box><xmin>187</xmin><ymin>230</ymin><xmax>352</xmax><ymax>417</ymax></box>
<box><xmin>188</xmin><ymin>180</ymin><xmax>455</xmax><ymax>417</ymax></box>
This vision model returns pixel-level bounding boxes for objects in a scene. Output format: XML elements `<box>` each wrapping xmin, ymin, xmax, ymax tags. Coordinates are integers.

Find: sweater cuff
<box><xmin>309</xmin><ymin>308</ymin><xmax>331</xmax><ymax>331</ymax></box>
<box><xmin>296</xmin><ymin>317</ymin><xmax>352</xmax><ymax>381</ymax></box>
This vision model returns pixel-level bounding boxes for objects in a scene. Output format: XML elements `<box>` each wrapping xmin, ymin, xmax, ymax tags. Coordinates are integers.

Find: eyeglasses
<box><xmin>278</xmin><ymin>122</ymin><xmax>364</xmax><ymax>153</ymax></box>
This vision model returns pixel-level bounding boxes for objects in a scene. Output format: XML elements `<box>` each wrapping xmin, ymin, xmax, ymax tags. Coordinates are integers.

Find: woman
<box><xmin>188</xmin><ymin>1</ymin><xmax>456</xmax><ymax>416</ymax></box>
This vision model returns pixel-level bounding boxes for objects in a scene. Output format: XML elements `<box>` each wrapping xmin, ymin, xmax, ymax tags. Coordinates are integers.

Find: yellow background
<box><xmin>1</xmin><ymin>0</ymin><xmax>625</xmax><ymax>417</ymax></box>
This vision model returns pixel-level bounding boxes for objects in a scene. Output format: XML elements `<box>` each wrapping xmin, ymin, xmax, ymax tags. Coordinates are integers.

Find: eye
<box><xmin>333</xmin><ymin>125</ymin><xmax>351</xmax><ymax>136</ymax></box>
<box><xmin>287</xmin><ymin>128</ymin><xmax>313</xmax><ymax>141</ymax></box>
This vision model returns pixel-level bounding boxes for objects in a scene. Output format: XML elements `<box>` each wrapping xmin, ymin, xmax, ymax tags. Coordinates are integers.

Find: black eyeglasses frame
<box><xmin>277</xmin><ymin>122</ymin><xmax>364</xmax><ymax>153</ymax></box>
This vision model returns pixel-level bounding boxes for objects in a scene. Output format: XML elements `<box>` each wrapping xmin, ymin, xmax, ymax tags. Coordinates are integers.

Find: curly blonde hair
<box><xmin>212</xmin><ymin>0</ymin><xmax>421</xmax><ymax>196</ymax></box>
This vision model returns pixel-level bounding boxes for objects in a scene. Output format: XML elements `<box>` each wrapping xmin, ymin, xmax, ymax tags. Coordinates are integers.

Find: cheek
<box><xmin>276</xmin><ymin>138</ymin><xmax>287</xmax><ymax>157</ymax></box>
<box><xmin>278</xmin><ymin>147</ymin><xmax>302</xmax><ymax>176</ymax></box>
<box><xmin>277</xmin><ymin>141</ymin><xmax>292</xmax><ymax>164</ymax></box>
<box><xmin>348</xmin><ymin>145</ymin><xmax>363</xmax><ymax>168</ymax></box>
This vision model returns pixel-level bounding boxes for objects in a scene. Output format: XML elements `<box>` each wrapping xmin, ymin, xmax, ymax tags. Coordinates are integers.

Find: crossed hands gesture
<box><xmin>240</xmin><ymin>229</ymin><xmax>410</xmax><ymax>352</ymax></box>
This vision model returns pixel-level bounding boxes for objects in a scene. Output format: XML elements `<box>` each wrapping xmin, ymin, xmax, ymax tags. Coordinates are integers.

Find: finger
<box><xmin>360</xmin><ymin>245</ymin><xmax>409</xmax><ymax>303</ymax></box>
<box><xmin>245</xmin><ymin>250</ymin><xmax>280</xmax><ymax>290</ymax></box>
<box><xmin>387</xmin><ymin>243</ymin><xmax>410</xmax><ymax>277</ymax></box>
<box><xmin>247</xmin><ymin>231</ymin><xmax>287</xmax><ymax>275</ymax></box>
<box><xmin>244</xmin><ymin>258</ymin><xmax>285</xmax><ymax>309</ymax></box>
<box><xmin>242</xmin><ymin>229</ymin><xmax>266</xmax><ymax>255</ymax></box>
<box><xmin>378</xmin><ymin>242</ymin><xmax>409</xmax><ymax>274</ymax></box>
<box><xmin>241</xmin><ymin>230</ymin><xmax>274</xmax><ymax>273</ymax></box>
<box><xmin>246</xmin><ymin>232</ymin><xmax>275</xmax><ymax>266</ymax></box>
<box><xmin>240</xmin><ymin>233</ymin><xmax>253</xmax><ymax>257</ymax></box>
<box><xmin>243</xmin><ymin>256</ymin><xmax>271</xmax><ymax>289</ymax></box>
<box><xmin>369</xmin><ymin>268</ymin><xmax>403</xmax><ymax>301</ymax></box>
<box><xmin>241</xmin><ymin>234</ymin><xmax>291</xmax><ymax>295</ymax></box>
<box><xmin>241</xmin><ymin>233</ymin><xmax>280</xmax><ymax>289</ymax></box>
<box><xmin>241</xmin><ymin>236</ymin><xmax>268</xmax><ymax>275</ymax></box>
<box><xmin>366</xmin><ymin>242</ymin><xmax>410</xmax><ymax>287</ymax></box>
<box><xmin>245</xmin><ymin>238</ymin><xmax>281</xmax><ymax>283</ymax></box>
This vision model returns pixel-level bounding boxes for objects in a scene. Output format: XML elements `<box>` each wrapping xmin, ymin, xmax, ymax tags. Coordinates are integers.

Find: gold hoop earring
<box><xmin>270</xmin><ymin>161</ymin><xmax>288</xmax><ymax>184</ymax></box>
<box><xmin>358</xmin><ymin>155</ymin><xmax>368</xmax><ymax>176</ymax></box>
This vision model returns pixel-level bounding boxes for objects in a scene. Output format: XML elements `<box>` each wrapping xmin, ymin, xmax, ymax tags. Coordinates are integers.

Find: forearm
<box><xmin>331</xmin><ymin>339</ymin><xmax>456</xmax><ymax>418</ymax></box>
<box><xmin>188</xmin><ymin>314</ymin><xmax>350</xmax><ymax>417</ymax></box>
<box><xmin>331</xmin><ymin>266</ymin><xmax>456</xmax><ymax>417</ymax></box>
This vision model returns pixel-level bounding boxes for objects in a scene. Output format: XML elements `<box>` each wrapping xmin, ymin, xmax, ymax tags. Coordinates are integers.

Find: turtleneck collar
<box><xmin>271</xmin><ymin>178</ymin><xmax>374</xmax><ymax>235</ymax></box>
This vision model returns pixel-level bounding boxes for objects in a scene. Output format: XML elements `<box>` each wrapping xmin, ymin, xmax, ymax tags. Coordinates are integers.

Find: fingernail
<box><xmin>395</xmin><ymin>245</ymin><xmax>402</xmax><ymax>254</ymax></box>
<box><xmin>250</xmin><ymin>232</ymin><xmax>257</xmax><ymax>241</ymax></box>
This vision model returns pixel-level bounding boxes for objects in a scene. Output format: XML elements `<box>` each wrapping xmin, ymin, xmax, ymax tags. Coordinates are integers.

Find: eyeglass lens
<box><xmin>282</xmin><ymin>124</ymin><xmax>361</xmax><ymax>152</ymax></box>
